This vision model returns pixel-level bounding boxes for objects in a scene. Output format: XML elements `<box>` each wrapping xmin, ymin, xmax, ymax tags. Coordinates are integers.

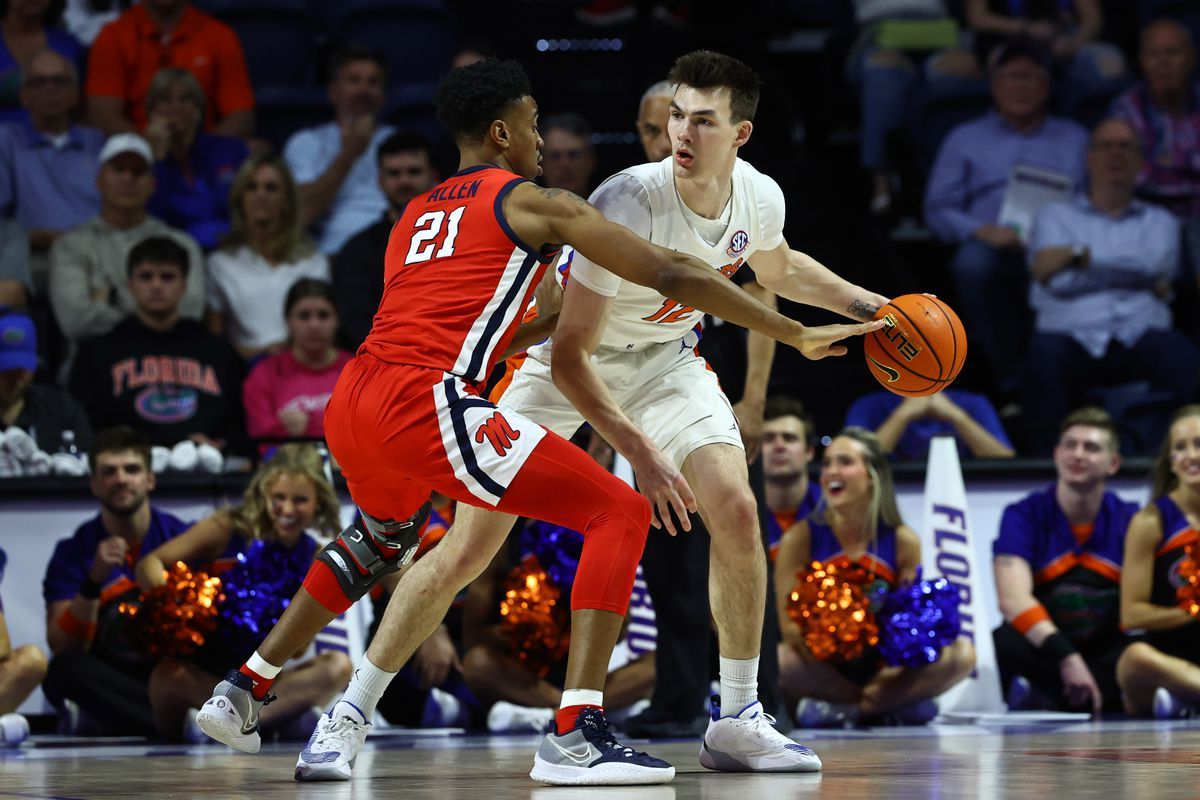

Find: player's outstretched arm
<box><xmin>751</xmin><ymin>241</ymin><xmax>889</xmax><ymax>322</ymax></box>
<box><xmin>507</xmin><ymin>183</ymin><xmax>884</xmax><ymax>357</ymax></box>
<box><xmin>551</xmin><ymin>279</ymin><xmax>695</xmax><ymax>535</ymax></box>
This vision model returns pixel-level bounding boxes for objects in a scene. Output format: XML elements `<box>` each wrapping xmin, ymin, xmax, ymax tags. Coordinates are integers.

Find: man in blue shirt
<box><xmin>845</xmin><ymin>388</ymin><xmax>1015</xmax><ymax>460</ymax></box>
<box><xmin>924</xmin><ymin>39</ymin><xmax>1088</xmax><ymax>402</ymax></box>
<box><xmin>1024</xmin><ymin>117</ymin><xmax>1200</xmax><ymax>454</ymax></box>
<box><xmin>41</xmin><ymin>425</ymin><xmax>191</xmax><ymax>736</ymax></box>
<box><xmin>992</xmin><ymin>407</ymin><xmax>1137</xmax><ymax>713</ymax></box>
<box><xmin>0</xmin><ymin>49</ymin><xmax>103</xmax><ymax>295</ymax></box>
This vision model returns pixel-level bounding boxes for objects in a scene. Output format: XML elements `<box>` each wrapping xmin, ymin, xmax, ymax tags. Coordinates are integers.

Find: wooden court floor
<box><xmin>2</xmin><ymin>719</ymin><xmax>1199</xmax><ymax>799</ymax></box>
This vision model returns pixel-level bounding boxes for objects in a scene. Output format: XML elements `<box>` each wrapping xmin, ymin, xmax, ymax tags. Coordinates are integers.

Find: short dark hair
<box><xmin>667</xmin><ymin>50</ymin><xmax>761</xmax><ymax>123</ymax></box>
<box><xmin>434</xmin><ymin>59</ymin><xmax>532</xmax><ymax>143</ymax></box>
<box><xmin>376</xmin><ymin>130</ymin><xmax>433</xmax><ymax>166</ymax></box>
<box><xmin>127</xmin><ymin>236</ymin><xmax>189</xmax><ymax>278</ymax></box>
<box><xmin>284</xmin><ymin>278</ymin><xmax>337</xmax><ymax>319</ymax></box>
<box><xmin>1059</xmin><ymin>406</ymin><xmax>1119</xmax><ymax>452</ymax></box>
<box><xmin>88</xmin><ymin>425</ymin><xmax>152</xmax><ymax>473</ymax></box>
<box><xmin>542</xmin><ymin>112</ymin><xmax>593</xmax><ymax>144</ymax></box>
<box><xmin>764</xmin><ymin>395</ymin><xmax>816</xmax><ymax>446</ymax></box>
<box><xmin>329</xmin><ymin>43</ymin><xmax>387</xmax><ymax>81</ymax></box>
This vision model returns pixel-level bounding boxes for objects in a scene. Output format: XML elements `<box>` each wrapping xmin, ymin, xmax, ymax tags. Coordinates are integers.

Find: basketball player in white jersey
<box><xmin>300</xmin><ymin>50</ymin><xmax>890</xmax><ymax>779</ymax></box>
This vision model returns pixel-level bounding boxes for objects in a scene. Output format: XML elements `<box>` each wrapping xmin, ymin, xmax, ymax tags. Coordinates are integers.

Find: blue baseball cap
<box><xmin>0</xmin><ymin>310</ymin><xmax>37</xmax><ymax>372</ymax></box>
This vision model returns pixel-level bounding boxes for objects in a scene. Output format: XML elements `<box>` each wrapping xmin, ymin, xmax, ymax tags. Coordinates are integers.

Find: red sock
<box><xmin>238</xmin><ymin>664</ymin><xmax>276</xmax><ymax>701</ymax></box>
<box><xmin>301</xmin><ymin>556</ymin><xmax>354</xmax><ymax>614</ymax></box>
<box><xmin>555</xmin><ymin>704</ymin><xmax>603</xmax><ymax>735</ymax></box>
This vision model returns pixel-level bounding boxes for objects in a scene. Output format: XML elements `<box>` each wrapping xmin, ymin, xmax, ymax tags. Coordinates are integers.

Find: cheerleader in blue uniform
<box><xmin>135</xmin><ymin>444</ymin><xmax>351</xmax><ymax>740</ymax></box>
<box><xmin>1117</xmin><ymin>406</ymin><xmax>1200</xmax><ymax>718</ymax></box>
<box><xmin>775</xmin><ymin>427</ymin><xmax>975</xmax><ymax>726</ymax></box>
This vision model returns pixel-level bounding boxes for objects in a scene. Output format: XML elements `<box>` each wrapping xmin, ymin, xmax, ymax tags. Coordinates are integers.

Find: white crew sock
<box><xmin>559</xmin><ymin>689</ymin><xmax>604</xmax><ymax>710</ymax></box>
<box><xmin>336</xmin><ymin>655</ymin><xmax>398</xmax><ymax>722</ymax></box>
<box><xmin>719</xmin><ymin>655</ymin><xmax>759</xmax><ymax>715</ymax></box>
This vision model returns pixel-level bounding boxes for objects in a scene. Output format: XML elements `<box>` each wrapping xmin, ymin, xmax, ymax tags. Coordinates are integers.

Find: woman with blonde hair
<box><xmin>135</xmin><ymin>443</ymin><xmax>351</xmax><ymax>740</ymax></box>
<box><xmin>143</xmin><ymin>67</ymin><xmax>248</xmax><ymax>250</ymax></box>
<box><xmin>1116</xmin><ymin>405</ymin><xmax>1200</xmax><ymax>718</ymax></box>
<box><xmin>206</xmin><ymin>153</ymin><xmax>329</xmax><ymax>360</ymax></box>
<box><xmin>775</xmin><ymin>427</ymin><xmax>975</xmax><ymax>727</ymax></box>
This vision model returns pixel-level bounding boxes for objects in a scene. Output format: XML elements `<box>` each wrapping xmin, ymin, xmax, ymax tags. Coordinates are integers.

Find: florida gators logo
<box><xmin>726</xmin><ymin>230</ymin><xmax>749</xmax><ymax>257</ymax></box>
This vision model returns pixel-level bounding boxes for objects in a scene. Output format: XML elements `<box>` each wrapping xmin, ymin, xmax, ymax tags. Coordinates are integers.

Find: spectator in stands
<box><xmin>964</xmin><ymin>0</ymin><xmax>1126</xmax><ymax>113</ymax></box>
<box><xmin>206</xmin><ymin>153</ymin><xmax>329</xmax><ymax>360</ymax></box>
<box><xmin>48</xmin><ymin>133</ymin><xmax>205</xmax><ymax>344</ymax></box>
<box><xmin>144</xmin><ymin>68</ymin><xmax>248</xmax><ymax>251</ymax></box>
<box><xmin>847</xmin><ymin>0</ymin><xmax>982</xmax><ymax>215</ymax></box>
<box><xmin>1116</xmin><ymin>405</ymin><xmax>1200</xmax><ymax>718</ymax></box>
<box><xmin>242</xmin><ymin>279</ymin><xmax>349</xmax><ymax>451</ymax></box>
<box><xmin>635</xmin><ymin>80</ymin><xmax>673</xmax><ymax>163</ymax></box>
<box><xmin>70</xmin><ymin>237</ymin><xmax>243</xmax><ymax>452</ymax></box>
<box><xmin>0</xmin><ymin>0</ymin><xmax>83</xmax><ymax>123</ymax></box>
<box><xmin>0</xmin><ymin>218</ymin><xmax>31</xmax><ymax>307</ymax></box>
<box><xmin>461</xmin><ymin>517</ymin><xmax>655</xmax><ymax>733</ymax></box>
<box><xmin>0</xmin><ymin>48</ymin><xmax>103</xmax><ymax>294</ymax></box>
<box><xmin>1112</xmin><ymin>20</ymin><xmax>1200</xmax><ymax>220</ymax></box>
<box><xmin>85</xmin><ymin>0</ymin><xmax>254</xmax><ymax>138</ymax></box>
<box><xmin>761</xmin><ymin>396</ymin><xmax>822</xmax><ymax>563</ymax></box>
<box><xmin>42</xmin><ymin>426</ymin><xmax>191</xmax><ymax>736</ymax></box>
<box><xmin>539</xmin><ymin>112</ymin><xmax>597</xmax><ymax>197</ymax></box>
<box><xmin>776</xmin><ymin>428</ymin><xmax>975</xmax><ymax>726</ymax></box>
<box><xmin>284</xmin><ymin>45</ymin><xmax>393</xmax><ymax>256</ymax></box>
<box><xmin>924</xmin><ymin>39</ymin><xmax>1088</xmax><ymax>404</ymax></box>
<box><xmin>992</xmin><ymin>407</ymin><xmax>1135</xmax><ymax>714</ymax></box>
<box><xmin>0</xmin><ymin>545</ymin><xmax>47</xmax><ymax>747</ymax></box>
<box><xmin>846</xmin><ymin>389</ymin><xmax>1015</xmax><ymax>459</ymax></box>
<box><xmin>332</xmin><ymin>130</ymin><xmax>438</xmax><ymax>351</ymax></box>
<box><xmin>135</xmin><ymin>443</ymin><xmax>350</xmax><ymax>741</ymax></box>
<box><xmin>1023</xmin><ymin>117</ymin><xmax>1199</xmax><ymax>454</ymax></box>
<box><xmin>0</xmin><ymin>307</ymin><xmax>91</xmax><ymax>453</ymax></box>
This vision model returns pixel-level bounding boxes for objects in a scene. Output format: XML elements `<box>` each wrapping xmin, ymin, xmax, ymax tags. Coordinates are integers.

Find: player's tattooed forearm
<box><xmin>538</xmin><ymin>186</ymin><xmax>589</xmax><ymax>207</ymax></box>
<box><xmin>847</xmin><ymin>299</ymin><xmax>880</xmax><ymax>320</ymax></box>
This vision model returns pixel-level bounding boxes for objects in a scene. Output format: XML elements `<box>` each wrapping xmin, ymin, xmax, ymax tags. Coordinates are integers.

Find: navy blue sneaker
<box><xmin>529</xmin><ymin>707</ymin><xmax>675</xmax><ymax>785</ymax></box>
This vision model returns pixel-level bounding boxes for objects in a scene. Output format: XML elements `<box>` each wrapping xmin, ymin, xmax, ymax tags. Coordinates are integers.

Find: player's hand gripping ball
<box><xmin>864</xmin><ymin>294</ymin><xmax>966</xmax><ymax>397</ymax></box>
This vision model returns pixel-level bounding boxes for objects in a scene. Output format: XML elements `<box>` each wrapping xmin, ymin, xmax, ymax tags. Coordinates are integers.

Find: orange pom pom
<box><xmin>119</xmin><ymin>561</ymin><xmax>223</xmax><ymax>658</ymax></box>
<box><xmin>499</xmin><ymin>555</ymin><xmax>570</xmax><ymax>677</ymax></box>
<box><xmin>1176</xmin><ymin>544</ymin><xmax>1200</xmax><ymax>618</ymax></box>
<box><xmin>786</xmin><ymin>560</ymin><xmax>879</xmax><ymax>662</ymax></box>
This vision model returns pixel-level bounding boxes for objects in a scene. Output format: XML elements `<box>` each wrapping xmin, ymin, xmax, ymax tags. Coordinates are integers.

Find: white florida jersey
<box><xmin>563</xmin><ymin>156</ymin><xmax>786</xmax><ymax>351</ymax></box>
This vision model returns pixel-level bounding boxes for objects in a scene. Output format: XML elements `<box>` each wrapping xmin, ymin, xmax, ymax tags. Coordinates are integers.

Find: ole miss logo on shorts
<box><xmin>726</xmin><ymin>230</ymin><xmax>749</xmax><ymax>258</ymax></box>
<box><xmin>475</xmin><ymin>412</ymin><xmax>521</xmax><ymax>457</ymax></box>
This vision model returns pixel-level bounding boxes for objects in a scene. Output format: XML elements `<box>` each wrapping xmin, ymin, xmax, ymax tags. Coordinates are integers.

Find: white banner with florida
<box><xmin>920</xmin><ymin>436</ymin><xmax>1005</xmax><ymax>713</ymax></box>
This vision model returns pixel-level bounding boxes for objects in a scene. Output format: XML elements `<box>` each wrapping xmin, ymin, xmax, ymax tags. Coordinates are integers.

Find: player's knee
<box><xmin>710</xmin><ymin>488</ymin><xmax>759</xmax><ymax>548</ymax></box>
<box><xmin>13</xmin><ymin>644</ymin><xmax>48</xmax><ymax>683</ymax></box>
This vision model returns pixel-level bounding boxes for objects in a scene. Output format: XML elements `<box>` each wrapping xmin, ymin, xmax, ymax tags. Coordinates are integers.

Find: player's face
<box><xmin>820</xmin><ymin>436</ymin><xmax>872</xmax><ymax>509</ymax></box>
<box><xmin>287</xmin><ymin>296</ymin><xmax>338</xmax><ymax>351</ymax></box>
<box><xmin>762</xmin><ymin>415</ymin><xmax>813</xmax><ymax>482</ymax></box>
<box><xmin>265</xmin><ymin>473</ymin><xmax>319</xmax><ymax>545</ymax></box>
<box><xmin>128</xmin><ymin>261</ymin><xmax>186</xmax><ymax>317</ymax></box>
<box><xmin>637</xmin><ymin>94</ymin><xmax>672</xmax><ymax>161</ymax></box>
<box><xmin>668</xmin><ymin>85</ymin><xmax>747</xmax><ymax>179</ymax></box>
<box><xmin>501</xmin><ymin>95</ymin><xmax>543</xmax><ymax>181</ymax></box>
<box><xmin>378</xmin><ymin>150</ymin><xmax>437</xmax><ymax>211</ymax></box>
<box><xmin>1054</xmin><ymin>425</ymin><xmax>1118</xmax><ymax>487</ymax></box>
<box><xmin>1168</xmin><ymin>416</ymin><xmax>1200</xmax><ymax>489</ymax></box>
<box><xmin>91</xmin><ymin>450</ymin><xmax>154</xmax><ymax>516</ymax></box>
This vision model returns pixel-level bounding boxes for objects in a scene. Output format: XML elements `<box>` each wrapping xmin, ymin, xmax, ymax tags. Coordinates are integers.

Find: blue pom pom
<box><xmin>877</xmin><ymin>567</ymin><xmax>962</xmax><ymax>667</ymax></box>
<box><xmin>217</xmin><ymin>538</ymin><xmax>313</xmax><ymax>662</ymax></box>
<box><xmin>519</xmin><ymin>522</ymin><xmax>584</xmax><ymax>598</ymax></box>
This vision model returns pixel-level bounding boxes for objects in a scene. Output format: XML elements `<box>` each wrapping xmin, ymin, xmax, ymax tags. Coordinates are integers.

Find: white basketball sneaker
<box><xmin>699</xmin><ymin>697</ymin><xmax>822</xmax><ymax>772</ymax></box>
<box><xmin>487</xmin><ymin>701</ymin><xmax>555</xmax><ymax>732</ymax></box>
<box><xmin>294</xmin><ymin>702</ymin><xmax>372</xmax><ymax>782</ymax></box>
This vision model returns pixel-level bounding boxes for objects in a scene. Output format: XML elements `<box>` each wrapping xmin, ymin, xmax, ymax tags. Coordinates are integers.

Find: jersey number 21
<box><xmin>405</xmin><ymin>206</ymin><xmax>466</xmax><ymax>264</ymax></box>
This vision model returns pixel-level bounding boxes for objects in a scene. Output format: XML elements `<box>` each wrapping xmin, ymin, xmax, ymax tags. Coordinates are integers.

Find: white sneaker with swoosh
<box><xmin>529</xmin><ymin>708</ymin><xmax>675</xmax><ymax>785</ymax></box>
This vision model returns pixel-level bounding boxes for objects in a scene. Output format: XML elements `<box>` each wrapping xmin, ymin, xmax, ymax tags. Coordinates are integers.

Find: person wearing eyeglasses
<box><xmin>539</xmin><ymin>112</ymin><xmax>597</xmax><ymax>198</ymax></box>
<box><xmin>242</xmin><ymin>278</ymin><xmax>350</xmax><ymax>452</ymax></box>
<box><xmin>1023</xmin><ymin>116</ymin><xmax>1200</xmax><ymax>454</ymax></box>
<box><xmin>0</xmin><ymin>48</ymin><xmax>103</xmax><ymax>295</ymax></box>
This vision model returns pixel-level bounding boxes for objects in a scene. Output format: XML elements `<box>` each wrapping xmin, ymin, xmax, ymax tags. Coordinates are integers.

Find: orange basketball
<box><xmin>863</xmin><ymin>294</ymin><xmax>967</xmax><ymax>397</ymax></box>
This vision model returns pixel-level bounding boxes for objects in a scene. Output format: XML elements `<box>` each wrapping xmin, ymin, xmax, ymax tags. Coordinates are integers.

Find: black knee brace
<box><xmin>313</xmin><ymin>501</ymin><xmax>432</xmax><ymax>603</ymax></box>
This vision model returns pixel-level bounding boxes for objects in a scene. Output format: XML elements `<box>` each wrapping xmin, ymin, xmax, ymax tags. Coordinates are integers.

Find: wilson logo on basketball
<box><xmin>881</xmin><ymin>313</ymin><xmax>922</xmax><ymax>362</ymax></box>
<box><xmin>475</xmin><ymin>412</ymin><xmax>520</xmax><ymax>457</ymax></box>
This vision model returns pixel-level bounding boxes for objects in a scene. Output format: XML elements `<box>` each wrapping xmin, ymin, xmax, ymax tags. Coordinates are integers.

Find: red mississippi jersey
<box><xmin>361</xmin><ymin>165</ymin><xmax>557</xmax><ymax>383</ymax></box>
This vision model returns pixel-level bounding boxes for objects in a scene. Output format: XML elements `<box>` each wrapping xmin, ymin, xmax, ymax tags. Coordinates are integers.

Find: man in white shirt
<box><xmin>283</xmin><ymin>45</ymin><xmax>395</xmax><ymax>255</ymax></box>
<box><xmin>313</xmin><ymin>50</ymin><xmax>891</xmax><ymax>780</ymax></box>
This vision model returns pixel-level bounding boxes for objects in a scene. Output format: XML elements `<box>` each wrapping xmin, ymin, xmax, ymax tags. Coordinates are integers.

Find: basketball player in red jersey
<box><xmin>196</xmin><ymin>59</ymin><xmax>880</xmax><ymax>785</ymax></box>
